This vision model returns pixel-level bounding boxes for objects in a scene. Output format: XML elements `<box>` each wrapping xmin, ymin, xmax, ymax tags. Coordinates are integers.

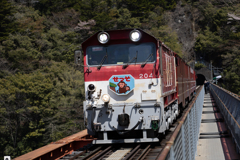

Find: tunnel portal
<box><xmin>196</xmin><ymin>74</ymin><xmax>206</xmax><ymax>85</ymax></box>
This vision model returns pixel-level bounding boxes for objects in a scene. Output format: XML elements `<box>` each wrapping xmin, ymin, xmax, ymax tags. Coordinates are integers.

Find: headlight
<box><xmin>130</xmin><ymin>30</ymin><xmax>141</xmax><ymax>42</ymax></box>
<box><xmin>98</xmin><ymin>32</ymin><xmax>110</xmax><ymax>44</ymax></box>
<box><xmin>102</xmin><ymin>94</ymin><xmax>110</xmax><ymax>103</ymax></box>
<box><xmin>88</xmin><ymin>84</ymin><xmax>95</xmax><ymax>92</ymax></box>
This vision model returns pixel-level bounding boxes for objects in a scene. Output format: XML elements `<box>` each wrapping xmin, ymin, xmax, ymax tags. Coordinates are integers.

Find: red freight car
<box><xmin>175</xmin><ymin>54</ymin><xmax>196</xmax><ymax>108</ymax></box>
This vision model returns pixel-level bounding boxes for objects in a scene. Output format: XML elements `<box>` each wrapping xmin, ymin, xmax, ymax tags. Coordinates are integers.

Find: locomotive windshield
<box><xmin>86</xmin><ymin>42</ymin><xmax>156</xmax><ymax>65</ymax></box>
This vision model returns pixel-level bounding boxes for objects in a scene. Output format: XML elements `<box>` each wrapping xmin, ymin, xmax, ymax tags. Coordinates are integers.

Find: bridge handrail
<box><xmin>210</xmin><ymin>83</ymin><xmax>240</xmax><ymax>100</ymax></box>
<box><xmin>209</xmin><ymin>83</ymin><xmax>240</xmax><ymax>154</ymax></box>
<box><xmin>158</xmin><ymin>85</ymin><xmax>204</xmax><ymax>160</ymax></box>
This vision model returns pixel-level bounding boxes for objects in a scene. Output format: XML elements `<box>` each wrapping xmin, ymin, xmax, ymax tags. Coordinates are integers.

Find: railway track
<box><xmin>59</xmin><ymin>125</ymin><xmax>178</xmax><ymax>160</ymax></box>
<box><xmin>60</xmin><ymin>87</ymin><xmax>201</xmax><ymax>160</ymax></box>
<box><xmin>59</xmin><ymin>143</ymin><xmax>165</xmax><ymax>160</ymax></box>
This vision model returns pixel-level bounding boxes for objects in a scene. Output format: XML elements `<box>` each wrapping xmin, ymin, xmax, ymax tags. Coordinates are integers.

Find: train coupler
<box><xmin>118</xmin><ymin>113</ymin><xmax>130</xmax><ymax>126</ymax></box>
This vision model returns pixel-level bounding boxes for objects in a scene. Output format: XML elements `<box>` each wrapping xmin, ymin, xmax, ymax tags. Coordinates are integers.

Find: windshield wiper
<box><xmin>122</xmin><ymin>51</ymin><xmax>138</xmax><ymax>69</ymax></box>
<box><xmin>97</xmin><ymin>49</ymin><xmax>108</xmax><ymax>70</ymax></box>
<box><xmin>141</xmin><ymin>53</ymin><xmax>153</xmax><ymax>68</ymax></box>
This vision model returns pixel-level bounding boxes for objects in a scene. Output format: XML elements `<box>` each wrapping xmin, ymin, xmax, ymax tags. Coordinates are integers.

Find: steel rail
<box><xmin>90</xmin><ymin>146</ymin><xmax>112</xmax><ymax>160</ymax></box>
<box><xmin>69</xmin><ymin>151</ymin><xmax>86</xmax><ymax>160</ymax></box>
<box><xmin>136</xmin><ymin>145</ymin><xmax>151</xmax><ymax>160</ymax></box>
<box><xmin>138</xmin><ymin>146</ymin><xmax>151</xmax><ymax>160</ymax></box>
<box><xmin>97</xmin><ymin>149</ymin><xmax>113</xmax><ymax>160</ymax></box>
<box><xmin>123</xmin><ymin>144</ymin><xmax>141</xmax><ymax>160</ymax></box>
<box><xmin>81</xmin><ymin>146</ymin><xmax>103</xmax><ymax>160</ymax></box>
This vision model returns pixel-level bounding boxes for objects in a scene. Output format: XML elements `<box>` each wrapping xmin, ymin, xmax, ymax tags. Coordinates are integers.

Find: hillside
<box><xmin>0</xmin><ymin>0</ymin><xmax>240</xmax><ymax>159</ymax></box>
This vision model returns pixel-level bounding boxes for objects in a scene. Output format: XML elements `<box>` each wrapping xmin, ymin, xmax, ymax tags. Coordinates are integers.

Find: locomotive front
<box><xmin>77</xmin><ymin>29</ymin><xmax>170</xmax><ymax>144</ymax></box>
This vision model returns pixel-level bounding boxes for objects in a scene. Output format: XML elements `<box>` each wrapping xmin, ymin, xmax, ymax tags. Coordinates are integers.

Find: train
<box><xmin>74</xmin><ymin>29</ymin><xmax>196</xmax><ymax>144</ymax></box>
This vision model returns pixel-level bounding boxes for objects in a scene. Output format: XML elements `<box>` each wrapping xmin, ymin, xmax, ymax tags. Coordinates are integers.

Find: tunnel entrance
<box><xmin>196</xmin><ymin>74</ymin><xmax>206</xmax><ymax>85</ymax></box>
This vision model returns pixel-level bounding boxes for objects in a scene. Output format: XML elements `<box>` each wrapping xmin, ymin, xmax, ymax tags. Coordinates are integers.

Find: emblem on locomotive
<box><xmin>109</xmin><ymin>75</ymin><xmax>135</xmax><ymax>95</ymax></box>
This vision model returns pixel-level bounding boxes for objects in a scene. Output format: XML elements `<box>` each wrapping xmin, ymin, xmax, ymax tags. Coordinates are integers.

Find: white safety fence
<box><xmin>164</xmin><ymin>86</ymin><xmax>204</xmax><ymax>160</ymax></box>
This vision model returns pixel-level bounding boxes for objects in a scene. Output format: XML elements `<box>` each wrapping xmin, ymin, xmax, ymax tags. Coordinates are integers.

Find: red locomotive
<box><xmin>75</xmin><ymin>29</ymin><xmax>196</xmax><ymax>144</ymax></box>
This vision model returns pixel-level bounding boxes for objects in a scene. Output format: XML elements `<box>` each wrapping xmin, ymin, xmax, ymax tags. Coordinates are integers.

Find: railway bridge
<box><xmin>13</xmin><ymin>84</ymin><xmax>240</xmax><ymax>160</ymax></box>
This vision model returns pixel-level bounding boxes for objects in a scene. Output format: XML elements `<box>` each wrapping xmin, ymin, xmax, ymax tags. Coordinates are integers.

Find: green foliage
<box><xmin>36</xmin><ymin>0</ymin><xmax>76</xmax><ymax>15</ymax></box>
<box><xmin>0</xmin><ymin>62</ymin><xmax>84</xmax><ymax>158</ymax></box>
<box><xmin>34</xmin><ymin>0</ymin><xmax>177</xmax><ymax>32</ymax></box>
<box><xmin>194</xmin><ymin>27</ymin><xmax>226</xmax><ymax>60</ymax></box>
<box><xmin>1</xmin><ymin>27</ymin><xmax>79</xmax><ymax>71</ymax></box>
<box><xmin>116</xmin><ymin>8</ymin><xmax>141</xmax><ymax>29</ymax></box>
<box><xmin>0</xmin><ymin>71</ymin><xmax>53</xmax><ymax>157</ymax></box>
<box><xmin>42</xmin><ymin>62</ymin><xmax>85</xmax><ymax>142</ymax></box>
<box><xmin>193</xmin><ymin>2</ymin><xmax>230</xmax><ymax>62</ymax></box>
<box><xmin>0</xmin><ymin>0</ymin><xmax>17</xmax><ymax>42</ymax></box>
<box><xmin>144</xmin><ymin>11</ymin><xmax>162</xmax><ymax>28</ymax></box>
<box><xmin>194</xmin><ymin>0</ymin><xmax>240</xmax><ymax>94</ymax></box>
<box><xmin>198</xmin><ymin>3</ymin><xmax>228</xmax><ymax>32</ymax></box>
<box><xmin>123</xmin><ymin>0</ymin><xmax>177</xmax><ymax>18</ymax></box>
<box><xmin>92</xmin><ymin>12</ymin><xmax>115</xmax><ymax>31</ymax></box>
<box><xmin>221</xmin><ymin>47</ymin><xmax>240</xmax><ymax>94</ymax></box>
<box><xmin>44</xmin><ymin>28</ymin><xmax>79</xmax><ymax>62</ymax></box>
<box><xmin>15</xmin><ymin>5</ymin><xmax>45</xmax><ymax>35</ymax></box>
<box><xmin>150</xmin><ymin>26</ymin><xmax>183</xmax><ymax>57</ymax></box>
<box><xmin>194</xmin><ymin>62</ymin><xmax>206</xmax><ymax>70</ymax></box>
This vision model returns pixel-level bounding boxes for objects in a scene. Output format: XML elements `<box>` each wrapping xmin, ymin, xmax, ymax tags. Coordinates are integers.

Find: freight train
<box><xmin>74</xmin><ymin>29</ymin><xmax>196</xmax><ymax>144</ymax></box>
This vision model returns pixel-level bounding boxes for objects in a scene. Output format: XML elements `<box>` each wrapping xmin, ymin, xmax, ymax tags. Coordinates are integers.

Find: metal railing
<box><xmin>209</xmin><ymin>83</ymin><xmax>240</xmax><ymax>154</ymax></box>
<box><xmin>158</xmin><ymin>86</ymin><xmax>204</xmax><ymax>160</ymax></box>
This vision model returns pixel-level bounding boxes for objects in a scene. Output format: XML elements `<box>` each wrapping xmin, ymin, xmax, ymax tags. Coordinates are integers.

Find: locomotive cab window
<box><xmin>86</xmin><ymin>42</ymin><xmax>156</xmax><ymax>66</ymax></box>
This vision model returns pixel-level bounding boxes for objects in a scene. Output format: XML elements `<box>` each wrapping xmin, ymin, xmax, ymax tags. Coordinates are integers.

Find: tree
<box><xmin>0</xmin><ymin>62</ymin><xmax>85</xmax><ymax>158</ymax></box>
<box><xmin>150</xmin><ymin>26</ymin><xmax>183</xmax><ymax>57</ymax></box>
<box><xmin>0</xmin><ymin>71</ymin><xmax>53</xmax><ymax>157</ymax></box>
<box><xmin>42</xmin><ymin>62</ymin><xmax>85</xmax><ymax>142</ymax></box>
<box><xmin>222</xmin><ymin>47</ymin><xmax>240</xmax><ymax>94</ymax></box>
<box><xmin>0</xmin><ymin>0</ymin><xmax>17</xmax><ymax>42</ymax></box>
<box><xmin>117</xmin><ymin>8</ymin><xmax>141</xmax><ymax>29</ymax></box>
<box><xmin>35</xmin><ymin>0</ymin><xmax>77</xmax><ymax>15</ymax></box>
<box><xmin>121</xmin><ymin>0</ymin><xmax>177</xmax><ymax>18</ymax></box>
<box><xmin>194</xmin><ymin>27</ymin><xmax>225</xmax><ymax>60</ymax></box>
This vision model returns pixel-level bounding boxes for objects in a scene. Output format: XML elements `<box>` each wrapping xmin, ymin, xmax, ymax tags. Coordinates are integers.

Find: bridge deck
<box><xmin>195</xmin><ymin>93</ymin><xmax>240</xmax><ymax>160</ymax></box>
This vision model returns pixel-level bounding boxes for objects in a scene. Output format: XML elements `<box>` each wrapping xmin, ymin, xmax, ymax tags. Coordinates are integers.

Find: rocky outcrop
<box><xmin>166</xmin><ymin>1</ymin><xmax>199</xmax><ymax>62</ymax></box>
